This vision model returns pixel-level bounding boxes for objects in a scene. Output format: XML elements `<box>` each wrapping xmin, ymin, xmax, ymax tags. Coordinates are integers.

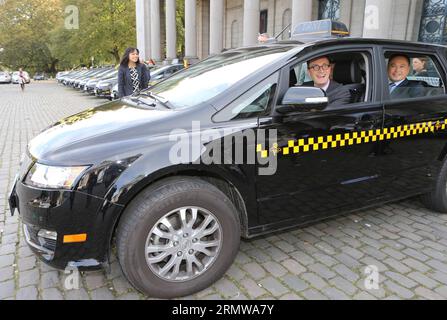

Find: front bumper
<box><xmin>85</xmin><ymin>86</ymin><xmax>96</xmax><ymax>94</ymax></box>
<box><xmin>95</xmin><ymin>87</ymin><xmax>112</xmax><ymax>97</ymax></box>
<box><xmin>8</xmin><ymin>178</ymin><xmax>124</xmax><ymax>270</ymax></box>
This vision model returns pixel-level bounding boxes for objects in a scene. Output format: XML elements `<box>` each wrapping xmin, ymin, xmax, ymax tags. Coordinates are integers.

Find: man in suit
<box><xmin>301</xmin><ymin>56</ymin><xmax>352</xmax><ymax>107</ymax></box>
<box><xmin>388</xmin><ymin>54</ymin><xmax>425</xmax><ymax>99</ymax></box>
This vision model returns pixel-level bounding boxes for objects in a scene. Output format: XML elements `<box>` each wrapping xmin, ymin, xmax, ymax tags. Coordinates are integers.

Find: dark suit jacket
<box><xmin>302</xmin><ymin>80</ymin><xmax>352</xmax><ymax>107</ymax></box>
<box><xmin>413</xmin><ymin>70</ymin><xmax>429</xmax><ymax>77</ymax></box>
<box><xmin>390</xmin><ymin>78</ymin><xmax>425</xmax><ymax>99</ymax></box>
<box><xmin>118</xmin><ymin>64</ymin><xmax>151</xmax><ymax>98</ymax></box>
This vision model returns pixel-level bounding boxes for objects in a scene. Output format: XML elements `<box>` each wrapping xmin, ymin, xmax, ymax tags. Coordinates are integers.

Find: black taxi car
<box><xmin>8</xmin><ymin>20</ymin><xmax>447</xmax><ymax>298</ymax></box>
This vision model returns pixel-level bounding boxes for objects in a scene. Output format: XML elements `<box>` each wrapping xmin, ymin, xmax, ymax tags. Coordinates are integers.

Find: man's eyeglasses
<box><xmin>308</xmin><ymin>64</ymin><xmax>331</xmax><ymax>72</ymax></box>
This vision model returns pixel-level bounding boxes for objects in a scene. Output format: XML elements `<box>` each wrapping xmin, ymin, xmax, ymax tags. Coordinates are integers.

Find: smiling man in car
<box><xmin>302</xmin><ymin>55</ymin><xmax>352</xmax><ymax>106</ymax></box>
<box><xmin>388</xmin><ymin>54</ymin><xmax>425</xmax><ymax>99</ymax></box>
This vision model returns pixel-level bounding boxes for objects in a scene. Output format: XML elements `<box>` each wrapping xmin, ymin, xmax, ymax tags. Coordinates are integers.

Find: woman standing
<box><xmin>118</xmin><ymin>47</ymin><xmax>151</xmax><ymax>98</ymax></box>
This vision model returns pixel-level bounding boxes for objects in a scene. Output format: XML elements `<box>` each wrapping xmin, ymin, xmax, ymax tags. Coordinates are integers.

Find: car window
<box><xmin>385</xmin><ymin>52</ymin><xmax>445</xmax><ymax>101</ymax></box>
<box><xmin>292</xmin><ymin>62</ymin><xmax>312</xmax><ymax>86</ymax></box>
<box><xmin>213</xmin><ymin>72</ymin><xmax>278</xmax><ymax>122</ymax></box>
<box><xmin>289</xmin><ymin>51</ymin><xmax>370</xmax><ymax>106</ymax></box>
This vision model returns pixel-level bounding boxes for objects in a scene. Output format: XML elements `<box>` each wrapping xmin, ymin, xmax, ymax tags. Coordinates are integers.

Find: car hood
<box><xmin>29</xmin><ymin>100</ymin><xmax>175</xmax><ymax>164</ymax></box>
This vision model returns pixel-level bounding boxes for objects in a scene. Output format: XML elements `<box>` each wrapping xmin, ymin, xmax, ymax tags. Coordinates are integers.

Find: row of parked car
<box><xmin>0</xmin><ymin>71</ymin><xmax>50</xmax><ymax>84</ymax></box>
<box><xmin>56</xmin><ymin>63</ymin><xmax>184</xmax><ymax>100</ymax></box>
<box><xmin>0</xmin><ymin>71</ymin><xmax>48</xmax><ymax>84</ymax></box>
<box><xmin>0</xmin><ymin>71</ymin><xmax>30</xmax><ymax>84</ymax></box>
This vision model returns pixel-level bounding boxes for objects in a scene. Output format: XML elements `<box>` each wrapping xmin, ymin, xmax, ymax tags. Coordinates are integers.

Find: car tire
<box><xmin>421</xmin><ymin>159</ymin><xmax>447</xmax><ymax>213</ymax></box>
<box><xmin>116</xmin><ymin>176</ymin><xmax>241</xmax><ymax>298</ymax></box>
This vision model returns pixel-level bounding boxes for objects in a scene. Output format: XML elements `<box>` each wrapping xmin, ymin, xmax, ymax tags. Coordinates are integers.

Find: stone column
<box><xmin>405</xmin><ymin>0</ymin><xmax>424</xmax><ymax>41</ymax></box>
<box><xmin>165</xmin><ymin>0</ymin><xmax>177</xmax><ymax>61</ymax></box>
<box><xmin>136</xmin><ymin>0</ymin><xmax>151</xmax><ymax>62</ymax></box>
<box><xmin>150</xmin><ymin>0</ymin><xmax>161</xmax><ymax>61</ymax></box>
<box><xmin>210</xmin><ymin>0</ymin><xmax>224</xmax><ymax>54</ymax></box>
<box><xmin>362</xmin><ymin>0</ymin><xmax>394</xmax><ymax>38</ymax></box>
<box><xmin>185</xmin><ymin>0</ymin><xmax>197</xmax><ymax>61</ymax></box>
<box><xmin>291</xmin><ymin>0</ymin><xmax>313</xmax><ymax>32</ymax></box>
<box><xmin>243</xmin><ymin>0</ymin><xmax>260</xmax><ymax>46</ymax></box>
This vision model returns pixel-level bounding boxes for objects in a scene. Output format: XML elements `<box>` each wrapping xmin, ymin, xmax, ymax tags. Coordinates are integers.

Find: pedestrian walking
<box><xmin>118</xmin><ymin>47</ymin><xmax>151</xmax><ymax>98</ymax></box>
<box><xmin>18</xmin><ymin>68</ymin><xmax>26</xmax><ymax>91</ymax></box>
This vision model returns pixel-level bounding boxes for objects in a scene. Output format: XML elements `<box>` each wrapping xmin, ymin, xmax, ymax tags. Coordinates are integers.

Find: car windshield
<box><xmin>147</xmin><ymin>46</ymin><xmax>296</xmax><ymax>109</ymax></box>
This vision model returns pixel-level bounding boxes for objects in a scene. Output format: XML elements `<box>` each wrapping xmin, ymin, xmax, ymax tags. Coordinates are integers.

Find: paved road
<box><xmin>1</xmin><ymin>81</ymin><xmax>447</xmax><ymax>300</ymax></box>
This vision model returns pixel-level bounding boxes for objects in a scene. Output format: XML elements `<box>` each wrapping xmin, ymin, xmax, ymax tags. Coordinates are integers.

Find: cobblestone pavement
<box><xmin>1</xmin><ymin>81</ymin><xmax>447</xmax><ymax>300</ymax></box>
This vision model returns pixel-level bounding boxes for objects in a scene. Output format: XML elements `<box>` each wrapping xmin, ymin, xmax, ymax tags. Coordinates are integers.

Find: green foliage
<box><xmin>176</xmin><ymin>0</ymin><xmax>185</xmax><ymax>57</ymax></box>
<box><xmin>0</xmin><ymin>0</ymin><xmax>61</xmax><ymax>73</ymax></box>
<box><xmin>0</xmin><ymin>0</ymin><xmax>137</xmax><ymax>73</ymax></box>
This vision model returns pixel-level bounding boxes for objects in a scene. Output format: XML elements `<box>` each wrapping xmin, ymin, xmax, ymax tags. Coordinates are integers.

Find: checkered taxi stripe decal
<box><xmin>257</xmin><ymin>119</ymin><xmax>447</xmax><ymax>158</ymax></box>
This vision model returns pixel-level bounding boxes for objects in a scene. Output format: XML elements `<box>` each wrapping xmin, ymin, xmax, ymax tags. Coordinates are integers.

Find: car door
<box><xmin>255</xmin><ymin>47</ymin><xmax>387</xmax><ymax>226</ymax></box>
<box><xmin>379</xmin><ymin>47</ymin><xmax>447</xmax><ymax>198</ymax></box>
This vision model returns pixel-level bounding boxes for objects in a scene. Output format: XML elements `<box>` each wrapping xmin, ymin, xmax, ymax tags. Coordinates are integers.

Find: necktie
<box><xmin>389</xmin><ymin>82</ymin><xmax>396</xmax><ymax>93</ymax></box>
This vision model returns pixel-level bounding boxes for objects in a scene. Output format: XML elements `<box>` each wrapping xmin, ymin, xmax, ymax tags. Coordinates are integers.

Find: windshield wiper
<box><xmin>140</xmin><ymin>91</ymin><xmax>172</xmax><ymax>109</ymax></box>
<box><xmin>123</xmin><ymin>96</ymin><xmax>156</xmax><ymax>108</ymax></box>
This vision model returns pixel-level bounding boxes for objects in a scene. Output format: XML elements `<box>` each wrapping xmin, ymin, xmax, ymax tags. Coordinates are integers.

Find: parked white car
<box><xmin>12</xmin><ymin>71</ymin><xmax>30</xmax><ymax>84</ymax></box>
<box><xmin>0</xmin><ymin>71</ymin><xmax>12</xmax><ymax>84</ymax></box>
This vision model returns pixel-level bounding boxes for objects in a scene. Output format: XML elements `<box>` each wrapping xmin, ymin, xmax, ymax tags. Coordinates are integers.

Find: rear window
<box><xmin>384</xmin><ymin>52</ymin><xmax>445</xmax><ymax>100</ymax></box>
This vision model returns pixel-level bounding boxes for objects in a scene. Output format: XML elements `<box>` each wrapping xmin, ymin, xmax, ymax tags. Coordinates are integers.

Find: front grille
<box><xmin>42</xmin><ymin>238</ymin><xmax>57</xmax><ymax>251</ymax></box>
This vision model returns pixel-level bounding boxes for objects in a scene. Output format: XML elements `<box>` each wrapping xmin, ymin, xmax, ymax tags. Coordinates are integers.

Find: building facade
<box><xmin>136</xmin><ymin>0</ymin><xmax>446</xmax><ymax>62</ymax></box>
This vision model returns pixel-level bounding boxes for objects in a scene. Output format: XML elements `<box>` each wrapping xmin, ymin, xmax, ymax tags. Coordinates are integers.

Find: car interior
<box><xmin>385</xmin><ymin>52</ymin><xmax>445</xmax><ymax>97</ymax></box>
<box><xmin>289</xmin><ymin>52</ymin><xmax>369</xmax><ymax>106</ymax></box>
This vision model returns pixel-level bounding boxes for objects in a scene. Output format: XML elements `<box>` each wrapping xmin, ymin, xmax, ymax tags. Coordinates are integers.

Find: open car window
<box><xmin>384</xmin><ymin>52</ymin><xmax>446</xmax><ymax>101</ymax></box>
<box><xmin>289</xmin><ymin>51</ymin><xmax>371</xmax><ymax>107</ymax></box>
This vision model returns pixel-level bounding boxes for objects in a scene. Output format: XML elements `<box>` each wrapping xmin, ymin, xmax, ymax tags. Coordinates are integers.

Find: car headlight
<box><xmin>24</xmin><ymin>163</ymin><xmax>89</xmax><ymax>189</ymax></box>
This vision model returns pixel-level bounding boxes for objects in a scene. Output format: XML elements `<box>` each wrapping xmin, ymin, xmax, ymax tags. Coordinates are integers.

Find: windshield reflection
<box><xmin>148</xmin><ymin>46</ymin><xmax>295</xmax><ymax>109</ymax></box>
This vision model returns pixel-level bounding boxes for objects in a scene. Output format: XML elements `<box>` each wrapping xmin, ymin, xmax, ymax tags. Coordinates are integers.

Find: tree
<box><xmin>0</xmin><ymin>0</ymin><xmax>137</xmax><ymax>72</ymax></box>
<box><xmin>176</xmin><ymin>0</ymin><xmax>185</xmax><ymax>58</ymax></box>
<box><xmin>53</xmin><ymin>0</ymin><xmax>136</xmax><ymax>67</ymax></box>
<box><xmin>0</xmin><ymin>0</ymin><xmax>62</xmax><ymax>73</ymax></box>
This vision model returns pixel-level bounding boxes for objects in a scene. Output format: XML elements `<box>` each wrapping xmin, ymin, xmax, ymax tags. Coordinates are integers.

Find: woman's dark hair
<box><xmin>120</xmin><ymin>47</ymin><xmax>140</xmax><ymax>67</ymax></box>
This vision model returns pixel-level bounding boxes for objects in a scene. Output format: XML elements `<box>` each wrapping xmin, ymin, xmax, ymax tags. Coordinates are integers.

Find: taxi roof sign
<box><xmin>291</xmin><ymin>19</ymin><xmax>350</xmax><ymax>42</ymax></box>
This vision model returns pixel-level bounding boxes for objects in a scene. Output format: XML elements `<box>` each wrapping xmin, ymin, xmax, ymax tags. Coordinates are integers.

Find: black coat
<box><xmin>302</xmin><ymin>80</ymin><xmax>352</xmax><ymax>106</ymax></box>
<box><xmin>118</xmin><ymin>64</ymin><xmax>151</xmax><ymax>98</ymax></box>
<box><xmin>390</xmin><ymin>78</ymin><xmax>425</xmax><ymax>99</ymax></box>
<box><xmin>413</xmin><ymin>70</ymin><xmax>429</xmax><ymax>77</ymax></box>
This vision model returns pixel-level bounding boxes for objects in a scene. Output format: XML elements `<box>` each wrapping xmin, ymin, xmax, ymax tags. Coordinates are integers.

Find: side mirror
<box><xmin>276</xmin><ymin>86</ymin><xmax>328</xmax><ymax>114</ymax></box>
